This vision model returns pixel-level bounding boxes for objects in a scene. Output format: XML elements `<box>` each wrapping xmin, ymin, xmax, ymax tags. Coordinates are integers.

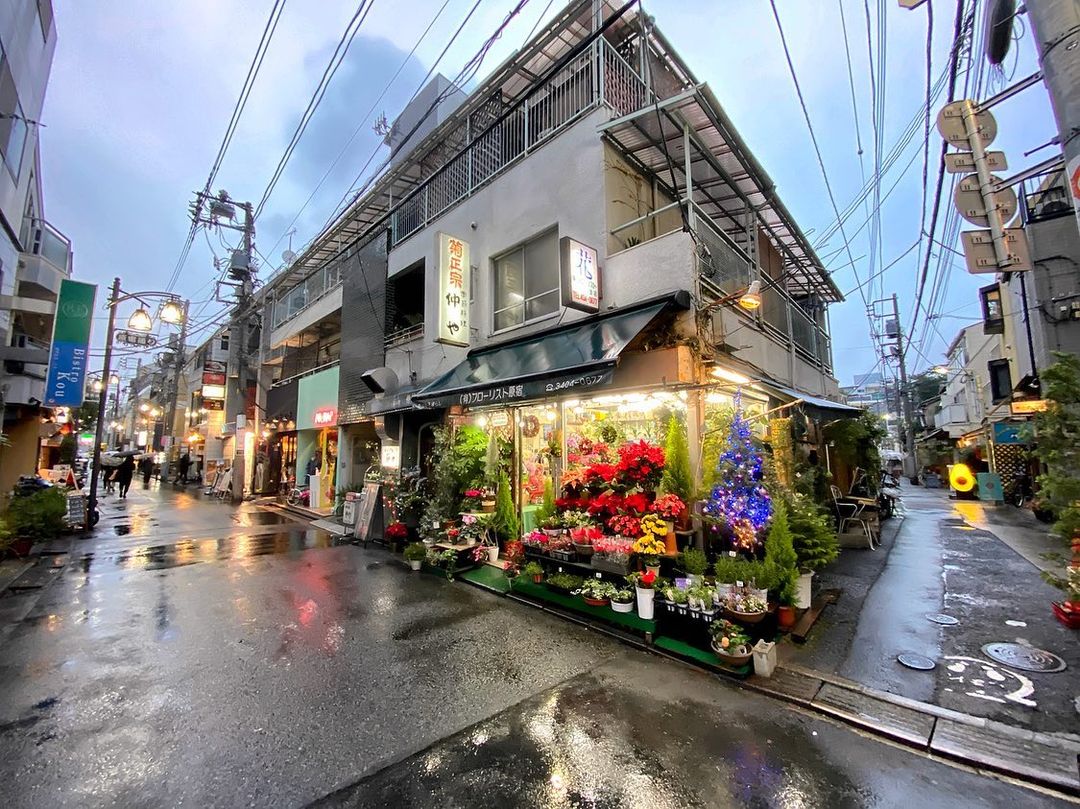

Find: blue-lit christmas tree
<box><xmin>703</xmin><ymin>396</ymin><xmax>772</xmax><ymax>551</ymax></box>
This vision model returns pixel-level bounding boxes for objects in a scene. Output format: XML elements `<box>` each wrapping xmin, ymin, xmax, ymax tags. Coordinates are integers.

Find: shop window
<box><xmin>0</xmin><ymin>48</ymin><xmax>27</xmax><ymax>178</ymax></box>
<box><xmin>493</xmin><ymin>229</ymin><xmax>559</xmax><ymax>332</ymax></box>
<box><xmin>980</xmin><ymin>283</ymin><xmax>1004</xmax><ymax>335</ymax></box>
<box><xmin>988</xmin><ymin>358</ymin><xmax>1012</xmax><ymax>404</ymax></box>
<box><xmin>386</xmin><ymin>261</ymin><xmax>425</xmax><ymax>340</ymax></box>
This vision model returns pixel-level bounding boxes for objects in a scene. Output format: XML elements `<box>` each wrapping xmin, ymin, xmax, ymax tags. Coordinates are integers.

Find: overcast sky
<box><xmin>39</xmin><ymin>0</ymin><xmax>1055</xmax><ymax>386</ymax></box>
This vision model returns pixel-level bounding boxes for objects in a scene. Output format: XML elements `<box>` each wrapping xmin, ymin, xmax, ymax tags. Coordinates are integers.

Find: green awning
<box><xmin>758</xmin><ymin>380</ymin><xmax>861</xmax><ymax>418</ymax></box>
<box><xmin>413</xmin><ymin>295</ymin><xmax>686</xmax><ymax>408</ymax></box>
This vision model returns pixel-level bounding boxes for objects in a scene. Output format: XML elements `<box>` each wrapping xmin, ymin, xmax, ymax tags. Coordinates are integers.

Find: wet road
<box><xmin>0</xmin><ymin>488</ymin><xmax>1071</xmax><ymax>807</ymax></box>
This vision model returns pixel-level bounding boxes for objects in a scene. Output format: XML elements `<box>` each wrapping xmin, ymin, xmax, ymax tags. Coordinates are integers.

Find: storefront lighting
<box><xmin>476</xmin><ymin>415</ymin><xmax>488</xmax><ymax>427</ymax></box>
<box><xmin>261</xmin><ymin>430</ymin><xmax>270</xmax><ymax>439</ymax></box>
<box><xmin>544</xmin><ymin>410</ymin><xmax>557</xmax><ymax>422</ymax></box>
<box><xmin>712</xmin><ymin>367</ymin><xmax>751</xmax><ymax>386</ymax></box>
<box><xmin>705</xmin><ymin>392</ymin><xmax>730</xmax><ymax>404</ymax></box>
<box><xmin>140</xmin><ymin>403</ymin><xmax>150</xmax><ymax>413</ymax></box>
<box><xmin>738</xmin><ymin>280</ymin><xmax>762</xmax><ymax>310</ymax></box>
<box><xmin>564</xmin><ymin>399</ymin><xmax>580</xmax><ymax>408</ymax></box>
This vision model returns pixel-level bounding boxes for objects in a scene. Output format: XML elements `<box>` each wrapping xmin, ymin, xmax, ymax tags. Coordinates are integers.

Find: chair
<box><xmin>831</xmin><ymin>485</ymin><xmax>876</xmax><ymax>550</ymax></box>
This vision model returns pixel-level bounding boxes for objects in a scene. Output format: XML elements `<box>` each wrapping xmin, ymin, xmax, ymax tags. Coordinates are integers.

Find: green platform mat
<box><xmin>510</xmin><ymin>579</ymin><xmax>656</xmax><ymax>634</ymax></box>
<box><xmin>460</xmin><ymin>565</ymin><xmax>512</xmax><ymax>594</ymax></box>
<box><xmin>653</xmin><ymin>635</ymin><xmax>751</xmax><ymax>677</ymax></box>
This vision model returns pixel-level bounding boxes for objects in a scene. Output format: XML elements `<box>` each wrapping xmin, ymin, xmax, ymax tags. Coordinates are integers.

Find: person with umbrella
<box><xmin>116</xmin><ymin>454</ymin><xmax>136</xmax><ymax>499</ymax></box>
<box><xmin>139</xmin><ymin>454</ymin><xmax>154</xmax><ymax>489</ymax></box>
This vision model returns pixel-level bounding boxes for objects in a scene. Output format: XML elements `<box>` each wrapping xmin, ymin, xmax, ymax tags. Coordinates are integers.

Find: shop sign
<box><xmin>560</xmin><ymin>237</ymin><xmax>600</xmax><ymax>312</ymax></box>
<box><xmin>422</xmin><ymin>367</ymin><xmax>614</xmax><ymax>408</ymax></box>
<box><xmin>1010</xmin><ymin>398</ymin><xmax>1047</xmax><ymax>415</ymax></box>
<box><xmin>313</xmin><ymin>407</ymin><xmax>337</xmax><ymax>427</ymax></box>
<box><xmin>203</xmin><ymin>399</ymin><xmax>224</xmax><ymax>411</ymax></box>
<box><xmin>45</xmin><ymin>279</ymin><xmax>97</xmax><ymax>407</ymax></box>
<box><xmin>201</xmin><ymin>383</ymin><xmax>226</xmax><ymax>400</ymax></box>
<box><xmin>437</xmin><ymin>232</ymin><xmax>470</xmax><ymax>347</ymax></box>
<box><xmin>203</xmin><ymin>371</ymin><xmax>226</xmax><ymax>385</ymax></box>
<box><xmin>488</xmin><ymin>411</ymin><xmax>510</xmax><ymax>428</ymax></box>
<box><xmin>992</xmin><ymin>422</ymin><xmax>1027</xmax><ymax>445</ymax></box>
<box><xmin>381</xmin><ymin>444</ymin><xmax>400</xmax><ymax>469</ymax></box>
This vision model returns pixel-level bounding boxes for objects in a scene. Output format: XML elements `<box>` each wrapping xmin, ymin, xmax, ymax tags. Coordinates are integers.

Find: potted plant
<box><xmin>709</xmin><ymin>619</ymin><xmax>753</xmax><ymax>667</ymax></box>
<box><xmin>403</xmin><ymin>542</ymin><xmax>427</xmax><ymax>571</ymax></box>
<box><xmin>522</xmin><ymin>561</ymin><xmax>544</xmax><ymax>583</ymax></box>
<box><xmin>427</xmin><ymin>547</ymin><xmax>460</xmax><ymax>581</ymax></box>
<box><xmin>591</xmin><ymin>536</ymin><xmax>633</xmax><ymax>575</ymax></box>
<box><xmin>545</xmin><ymin>572</ymin><xmax>584</xmax><ymax>595</ymax></box>
<box><xmin>462</xmin><ymin>488</ymin><xmax>484</xmax><ymax>512</ymax></box>
<box><xmin>541</xmin><ymin>513</ymin><xmax>565</xmax><ymax>537</ymax></box>
<box><xmin>547</xmin><ymin>533</ymin><xmax>575</xmax><ymax>562</ymax></box>
<box><xmin>385</xmin><ymin>521</ymin><xmax>409</xmax><ymax>550</ymax></box>
<box><xmin>569</xmin><ymin>522</ymin><xmax>600</xmax><ymax>558</ymax></box>
<box><xmin>654</xmin><ymin>492</ymin><xmax>688</xmax><ymax>550</ymax></box>
<box><xmin>480</xmin><ymin>487</ymin><xmax>496</xmax><ymax>513</ymax></box>
<box><xmin>629</xmin><ymin>569</ymin><xmax>658</xmax><ymax>619</ymax></box>
<box><xmin>763</xmin><ymin>501</ymin><xmax>800</xmax><ymax>625</ymax></box>
<box><xmin>677</xmin><ymin>547</ymin><xmax>709</xmax><ymax>585</ymax></box>
<box><xmin>783</xmin><ymin>492</ymin><xmax>839</xmax><ymax>609</ymax></box>
<box><xmin>574</xmin><ymin>578</ymin><xmax>616</xmax><ymax>607</ymax></box>
<box><xmin>669</xmin><ymin>585</ymin><xmax>689</xmax><ymax>615</ymax></box>
<box><xmin>3</xmin><ymin>488</ymin><xmax>67</xmax><ymax>555</ymax></box>
<box><xmin>632</xmin><ymin>520</ymin><xmax>666</xmax><ymax>575</ymax></box>
<box><xmin>610</xmin><ymin>587</ymin><xmax>634</xmax><ymax>613</ymax></box>
<box><xmin>724</xmin><ymin>589</ymin><xmax>769</xmax><ymax>623</ymax></box>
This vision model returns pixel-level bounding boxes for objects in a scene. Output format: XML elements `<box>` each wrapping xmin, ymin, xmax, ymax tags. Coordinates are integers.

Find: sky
<box><xmin>38</xmin><ymin>0</ymin><xmax>1057</xmax><ymax>387</ymax></box>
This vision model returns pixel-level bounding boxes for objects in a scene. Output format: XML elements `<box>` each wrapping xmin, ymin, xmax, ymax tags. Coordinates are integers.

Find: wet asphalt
<box><xmin>0</xmin><ymin>486</ymin><xmax>1073</xmax><ymax>807</ymax></box>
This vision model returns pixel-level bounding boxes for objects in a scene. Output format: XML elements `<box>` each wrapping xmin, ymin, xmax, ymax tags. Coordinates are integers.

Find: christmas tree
<box><xmin>702</xmin><ymin>396</ymin><xmax>772</xmax><ymax>551</ymax></box>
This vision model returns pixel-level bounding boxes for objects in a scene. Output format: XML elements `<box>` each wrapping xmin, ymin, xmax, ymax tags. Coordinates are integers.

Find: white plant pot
<box><xmin>409</xmin><ymin>560</ymin><xmax>422</xmax><ymax>571</ymax></box>
<box><xmin>487</xmin><ymin>546</ymin><xmax>499</xmax><ymax>563</ymax></box>
<box><xmin>646</xmin><ymin>565</ymin><xmax>661</xmax><ymax>577</ymax></box>
<box><xmin>795</xmin><ymin>571</ymin><xmax>814</xmax><ymax>609</ymax></box>
<box><xmin>635</xmin><ymin>586</ymin><xmax>655</xmax><ymax>620</ymax></box>
<box><xmin>611</xmin><ymin>600</ymin><xmax>634</xmax><ymax>614</ymax></box>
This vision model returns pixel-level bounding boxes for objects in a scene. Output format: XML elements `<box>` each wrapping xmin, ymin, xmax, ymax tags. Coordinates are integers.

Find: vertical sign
<box><xmin>1067</xmin><ymin>153</ymin><xmax>1080</xmax><ymax>238</ymax></box>
<box><xmin>44</xmin><ymin>279</ymin><xmax>97</xmax><ymax>406</ymax></box>
<box><xmin>437</xmin><ymin>232</ymin><xmax>470</xmax><ymax>346</ymax></box>
<box><xmin>560</xmin><ymin>236</ymin><xmax>600</xmax><ymax>312</ymax></box>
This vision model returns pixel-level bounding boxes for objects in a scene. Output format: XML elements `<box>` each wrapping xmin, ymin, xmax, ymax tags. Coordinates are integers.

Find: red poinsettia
<box><xmin>615</xmin><ymin>440</ymin><xmax>665</xmax><ymax>489</ymax></box>
<box><xmin>621</xmin><ymin>491</ymin><xmax>653</xmax><ymax>515</ymax></box>
<box><xmin>583</xmin><ymin>462</ymin><xmax>619</xmax><ymax>490</ymax></box>
<box><xmin>586</xmin><ymin>490</ymin><xmax>624</xmax><ymax>518</ymax></box>
<box><xmin>385</xmin><ymin>522</ymin><xmax>409</xmax><ymax>541</ymax></box>
<box><xmin>652</xmin><ymin>493</ymin><xmax>686</xmax><ymax>520</ymax></box>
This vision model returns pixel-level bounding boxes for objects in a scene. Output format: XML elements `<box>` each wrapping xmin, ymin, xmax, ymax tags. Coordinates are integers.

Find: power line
<box><xmin>165</xmin><ymin>0</ymin><xmax>287</xmax><ymax>291</ymax></box>
<box><xmin>254</xmin><ymin>0</ymin><xmax>379</xmax><ymax>221</ymax></box>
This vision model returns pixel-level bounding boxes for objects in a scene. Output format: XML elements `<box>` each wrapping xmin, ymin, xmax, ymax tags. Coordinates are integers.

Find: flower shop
<box><xmin>381</xmin><ymin>355</ymin><xmax>852</xmax><ymax>675</ymax></box>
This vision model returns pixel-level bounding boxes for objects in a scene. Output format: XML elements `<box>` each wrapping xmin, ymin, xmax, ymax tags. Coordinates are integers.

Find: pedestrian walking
<box><xmin>178</xmin><ymin>452</ymin><xmax>191</xmax><ymax>484</ymax></box>
<box><xmin>103</xmin><ymin>465</ymin><xmax>115</xmax><ymax>495</ymax></box>
<box><xmin>139</xmin><ymin>455</ymin><xmax>154</xmax><ymax>489</ymax></box>
<box><xmin>116</xmin><ymin>455</ymin><xmax>135</xmax><ymax>499</ymax></box>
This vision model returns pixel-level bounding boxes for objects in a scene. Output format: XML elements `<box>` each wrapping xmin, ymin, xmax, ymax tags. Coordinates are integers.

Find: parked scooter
<box><xmin>878</xmin><ymin>470</ymin><xmax>902</xmax><ymax>519</ymax></box>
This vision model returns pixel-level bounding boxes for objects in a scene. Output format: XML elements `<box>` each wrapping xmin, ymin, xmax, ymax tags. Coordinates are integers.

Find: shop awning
<box><xmin>413</xmin><ymin>294</ymin><xmax>688</xmax><ymax>408</ymax></box>
<box><xmin>758</xmin><ymin>380</ymin><xmax>862</xmax><ymax>419</ymax></box>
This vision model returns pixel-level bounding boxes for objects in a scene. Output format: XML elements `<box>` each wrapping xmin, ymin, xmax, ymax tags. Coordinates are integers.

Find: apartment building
<box><xmin>253</xmin><ymin>1</ymin><xmax>849</xmax><ymax>511</ymax></box>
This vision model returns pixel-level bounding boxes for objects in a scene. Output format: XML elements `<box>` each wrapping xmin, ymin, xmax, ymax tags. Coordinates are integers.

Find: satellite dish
<box><xmin>281</xmin><ymin>249</ymin><xmax>297</xmax><ymax>266</ymax></box>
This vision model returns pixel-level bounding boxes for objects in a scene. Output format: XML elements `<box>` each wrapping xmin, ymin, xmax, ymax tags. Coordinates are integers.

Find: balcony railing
<box><xmin>389</xmin><ymin>39</ymin><xmax>646</xmax><ymax>248</ymax></box>
<box><xmin>384</xmin><ymin>322</ymin><xmax>424</xmax><ymax>348</ymax></box>
<box><xmin>20</xmin><ymin>218</ymin><xmax>72</xmax><ymax>274</ymax></box>
<box><xmin>271</xmin><ymin>262</ymin><xmax>342</xmax><ymax>329</ymax></box>
<box><xmin>1021</xmin><ymin>170</ymin><xmax>1073</xmax><ymax>224</ymax></box>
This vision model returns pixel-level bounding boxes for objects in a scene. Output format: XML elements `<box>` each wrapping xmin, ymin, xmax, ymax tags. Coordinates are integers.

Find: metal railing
<box><xmin>271</xmin><ymin>262</ymin><xmax>343</xmax><ymax>328</ymax></box>
<box><xmin>1021</xmin><ymin>170</ymin><xmax>1073</xmax><ymax>224</ymax></box>
<box><xmin>384</xmin><ymin>322</ymin><xmax>424</xmax><ymax>348</ymax></box>
<box><xmin>20</xmin><ymin>218</ymin><xmax>72</xmax><ymax>274</ymax></box>
<box><xmin>270</xmin><ymin>359</ymin><xmax>340</xmax><ymax>390</ymax></box>
<box><xmin>390</xmin><ymin>39</ymin><xmax>647</xmax><ymax>247</ymax></box>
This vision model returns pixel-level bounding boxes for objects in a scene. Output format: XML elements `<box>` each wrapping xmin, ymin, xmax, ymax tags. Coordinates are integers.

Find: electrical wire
<box><xmin>165</xmin><ymin>0</ymin><xmax>287</xmax><ymax>292</ymax></box>
<box><xmin>254</xmin><ymin>0</ymin><xmax>379</xmax><ymax>221</ymax></box>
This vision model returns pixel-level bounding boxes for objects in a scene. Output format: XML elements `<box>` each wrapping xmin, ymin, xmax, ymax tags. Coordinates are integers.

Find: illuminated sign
<box><xmin>488</xmin><ymin>411</ymin><xmax>510</xmax><ymax>428</ymax></box>
<box><xmin>1010</xmin><ymin>398</ymin><xmax>1048</xmax><ymax>415</ymax></box>
<box><xmin>381</xmin><ymin>444</ymin><xmax>400</xmax><ymax>469</ymax></box>
<box><xmin>201</xmin><ymin>384</ymin><xmax>226</xmax><ymax>400</ymax></box>
<box><xmin>313</xmin><ymin>407</ymin><xmax>337</xmax><ymax>427</ymax></box>
<box><xmin>560</xmin><ymin>236</ymin><xmax>600</xmax><ymax>312</ymax></box>
<box><xmin>949</xmin><ymin>463</ymin><xmax>975</xmax><ymax>493</ymax></box>
<box><xmin>437</xmin><ymin>232</ymin><xmax>470</xmax><ymax>346</ymax></box>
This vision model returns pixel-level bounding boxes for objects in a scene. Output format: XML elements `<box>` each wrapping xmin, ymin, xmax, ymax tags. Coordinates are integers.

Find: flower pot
<box><xmin>409</xmin><ymin>560</ymin><xmax>422</xmax><ymax>571</ymax></box>
<box><xmin>487</xmin><ymin>546</ymin><xmax>499</xmax><ymax>563</ymax></box>
<box><xmin>611</xmin><ymin>599</ymin><xmax>634</xmax><ymax>614</ymax></box>
<box><xmin>795</xmin><ymin>571</ymin><xmax>814</xmax><ymax>609</ymax></box>
<box><xmin>723</xmin><ymin>607</ymin><xmax>768</xmax><ymax>624</ymax></box>
<box><xmin>635</xmin><ymin>586</ymin><xmax>655</xmax><ymax>620</ymax></box>
<box><xmin>544</xmin><ymin>528</ymin><xmax>563</xmax><ymax>538</ymax></box>
<box><xmin>710</xmin><ymin>638</ymin><xmax>753</xmax><ymax>667</ymax></box>
<box><xmin>6</xmin><ymin>537</ymin><xmax>33</xmax><ymax>558</ymax></box>
<box><xmin>532</xmin><ymin>574</ymin><xmax>543</xmax><ymax>584</ymax></box>
<box><xmin>583</xmin><ymin>596</ymin><xmax>609</xmax><ymax>607</ymax></box>
<box><xmin>663</xmin><ymin>521</ymin><xmax>677</xmax><ymax>555</ymax></box>
<box><xmin>481</xmin><ymin>499</ymin><xmax>496</xmax><ymax>513</ymax></box>
<box><xmin>572</xmin><ymin>542</ymin><xmax>594</xmax><ymax>558</ymax></box>
<box><xmin>777</xmin><ymin>605</ymin><xmax>796</xmax><ymax>629</ymax></box>
<box><xmin>645</xmin><ymin>564</ymin><xmax>660</xmax><ymax>577</ymax></box>
<box><xmin>1052</xmin><ymin>601</ymin><xmax>1080</xmax><ymax>629</ymax></box>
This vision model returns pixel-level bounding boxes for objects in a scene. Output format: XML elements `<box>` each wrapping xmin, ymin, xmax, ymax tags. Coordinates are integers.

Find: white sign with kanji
<box><xmin>437</xmin><ymin>232</ymin><xmax>470</xmax><ymax>347</ymax></box>
<box><xmin>560</xmin><ymin>236</ymin><xmax>601</xmax><ymax>313</ymax></box>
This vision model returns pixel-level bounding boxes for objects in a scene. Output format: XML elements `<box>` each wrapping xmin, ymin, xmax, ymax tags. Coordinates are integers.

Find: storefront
<box><xmin>296</xmin><ymin>365</ymin><xmax>340</xmax><ymax>512</ymax></box>
<box><xmin>264</xmin><ymin>378</ymin><xmax>300</xmax><ymax>495</ymax></box>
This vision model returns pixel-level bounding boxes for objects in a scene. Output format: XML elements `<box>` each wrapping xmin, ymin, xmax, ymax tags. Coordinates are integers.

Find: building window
<box><xmin>0</xmin><ymin>48</ymin><xmax>27</xmax><ymax>178</ymax></box>
<box><xmin>219</xmin><ymin>335</ymin><xmax>230</xmax><ymax>353</ymax></box>
<box><xmin>37</xmin><ymin>1</ymin><xmax>54</xmax><ymax>39</ymax></box>
<box><xmin>386</xmin><ymin>261</ymin><xmax>425</xmax><ymax>343</ymax></box>
<box><xmin>988</xmin><ymin>358</ymin><xmax>1012</xmax><ymax>404</ymax></box>
<box><xmin>492</xmin><ymin>229</ymin><xmax>560</xmax><ymax>332</ymax></box>
<box><xmin>980</xmin><ymin>283</ymin><xmax>1004</xmax><ymax>335</ymax></box>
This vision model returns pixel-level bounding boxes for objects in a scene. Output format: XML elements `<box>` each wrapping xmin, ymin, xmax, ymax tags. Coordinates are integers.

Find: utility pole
<box><xmin>161</xmin><ymin>299</ymin><xmax>190</xmax><ymax>482</ymax></box>
<box><xmin>87</xmin><ymin>277</ymin><xmax>121</xmax><ymax>524</ymax></box>
<box><xmin>189</xmin><ymin>191</ymin><xmax>257</xmax><ymax>501</ymax></box>
<box><xmin>891</xmin><ymin>294</ymin><xmax>918</xmax><ymax>481</ymax></box>
<box><xmin>1025</xmin><ymin>1</ymin><xmax>1080</xmax><ymax>235</ymax></box>
<box><xmin>870</xmin><ymin>295</ymin><xmax>917</xmax><ymax>480</ymax></box>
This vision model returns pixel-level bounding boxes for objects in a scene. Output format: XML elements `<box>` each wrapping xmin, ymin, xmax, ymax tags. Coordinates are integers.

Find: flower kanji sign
<box><xmin>437</xmin><ymin>232</ymin><xmax>470</xmax><ymax>347</ymax></box>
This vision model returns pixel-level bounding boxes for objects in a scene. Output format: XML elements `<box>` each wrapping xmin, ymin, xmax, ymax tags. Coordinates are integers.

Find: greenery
<box><xmin>522</xmin><ymin>561</ymin><xmax>544</xmax><ymax>579</ymax></box>
<box><xmin>492</xmin><ymin>470</ymin><xmax>520</xmax><ymax>542</ymax></box>
<box><xmin>824</xmin><ymin>411</ymin><xmax>887</xmax><ymax>478</ymax></box>
<box><xmin>611</xmin><ymin>587</ymin><xmax>633</xmax><ymax>604</ymax></box>
<box><xmin>4</xmin><ymin>488</ymin><xmax>68</xmax><ymax>540</ymax></box>
<box><xmin>403</xmin><ymin>542</ymin><xmax>428</xmax><ymax>562</ymax></box>
<box><xmin>700</xmin><ymin>404</ymin><xmax>735</xmax><ymax>495</ymax></box>
<box><xmin>535</xmin><ymin>478</ymin><xmax>556</xmax><ymax>526</ymax></box>
<box><xmin>575</xmin><ymin>579</ymin><xmax>617</xmax><ymax>599</ymax></box>
<box><xmin>763</xmin><ymin>501</ymin><xmax>799</xmax><ymax>605</ymax></box>
<box><xmin>422</xmin><ymin>426</ymin><xmax>489</xmax><ymax>533</ymax></box>
<box><xmin>426</xmin><ymin>547</ymin><xmax>460</xmax><ymax>580</ymax></box>
<box><xmin>781</xmin><ymin>489</ymin><xmax>838</xmax><ymax>572</ymax></box>
<box><xmin>712</xmin><ymin>553</ymin><xmax>778</xmax><ymax>591</ymax></box>
<box><xmin>1034</xmin><ymin>353</ymin><xmax>1080</xmax><ymax>599</ymax></box>
<box><xmin>660</xmin><ymin>415</ymin><xmax>693</xmax><ymax>505</ymax></box>
<box><xmin>677</xmin><ymin>547</ymin><xmax>709</xmax><ymax>576</ymax></box>
<box><xmin>545</xmin><ymin>572</ymin><xmax>584</xmax><ymax>592</ymax></box>
<box><xmin>58</xmin><ymin>434</ymin><xmax>77</xmax><ymax>466</ymax></box>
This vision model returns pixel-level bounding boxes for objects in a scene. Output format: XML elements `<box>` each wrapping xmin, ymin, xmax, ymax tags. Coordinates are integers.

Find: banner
<box><xmin>44</xmin><ymin>279</ymin><xmax>97</xmax><ymax>407</ymax></box>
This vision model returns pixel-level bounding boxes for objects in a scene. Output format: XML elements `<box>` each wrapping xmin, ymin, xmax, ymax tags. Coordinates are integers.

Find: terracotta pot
<box><xmin>532</xmin><ymin>574</ymin><xmax>543</xmax><ymax>583</ymax></box>
<box><xmin>481</xmin><ymin>499</ymin><xmax>496</xmax><ymax>513</ymax></box>
<box><xmin>777</xmin><ymin>605</ymin><xmax>796</xmax><ymax>629</ymax></box>
<box><xmin>663</xmin><ymin>521</ymin><xmax>678</xmax><ymax>555</ymax></box>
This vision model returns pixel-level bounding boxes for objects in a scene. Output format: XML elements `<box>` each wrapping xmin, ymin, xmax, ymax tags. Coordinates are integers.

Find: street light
<box><xmin>127</xmin><ymin>307</ymin><xmax>154</xmax><ymax>332</ymax></box>
<box><xmin>109</xmin><ymin>374</ymin><xmax>120</xmax><ymax>385</ymax></box>
<box><xmin>140</xmin><ymin>402</ymin><xmax>150</xmax><ymax>413</ymax></box>
<box><xmin>159</xmin><ymin>299</ymin><xmax>185</xmax><ymax>325</ymax></box>
<box><xmin>738</xmin><ymin>280</ymin><xmax>762</xmax><ymax>310</ymax></box>
<box><xmin>91</xmin><ymin>379</ymin><xmax>104</xmax><ymax>393</ymax></box>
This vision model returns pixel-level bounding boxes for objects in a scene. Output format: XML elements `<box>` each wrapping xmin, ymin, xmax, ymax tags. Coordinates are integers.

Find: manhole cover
<box><xmin>926</xmin><ymin>613</ymin><xmax>959</xmax><ymax>625</ymax></box>
<box><xmin>981</xmin><ymin>643</ymin><xmax>1066</xmax><ymax>673</ymax></box>
<box><xmin>897</xmin><ymin>653</ymin><xmax>936</xmax><ymax>671</ymax></box>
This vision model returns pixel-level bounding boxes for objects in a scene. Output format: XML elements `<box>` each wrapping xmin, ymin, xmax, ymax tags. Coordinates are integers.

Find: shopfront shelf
<box><xmin>511</xmin><ymin>579</ymin><xmax>656</xmax><ymax>634</ymax></box>
<box><xmin>653</xmin><ymin>635</ymin><xmax>751</xmax><ymax>678</ymax></box>
<box><xmin>460</xmin><ymin>565</ymin><xmax>512</xmax><ymax>594</ymax></box>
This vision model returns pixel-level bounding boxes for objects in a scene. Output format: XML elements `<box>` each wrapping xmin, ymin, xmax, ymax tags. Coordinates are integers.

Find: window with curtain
<box><xmin>492</xmin><ymin>229</ymin><xmax>560</xmax><ymax>332</ymax></box>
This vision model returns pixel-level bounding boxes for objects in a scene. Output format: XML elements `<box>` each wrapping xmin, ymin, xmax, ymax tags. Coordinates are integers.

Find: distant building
<box><xmin>841</xmin><ymin>372</ymin><xmax>900</xmax><ymax>451</ymax></box>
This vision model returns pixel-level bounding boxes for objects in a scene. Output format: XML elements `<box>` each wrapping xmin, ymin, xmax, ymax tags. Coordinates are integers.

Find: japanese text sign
<box><xmin>560</xmin><ymin>236</ymin><xmax>600</xmax><ymax>313</ymax></box>
<box><xmin>437</xmin><ymin>232</ymin><xmax>470</xmax><ymax>346</ymax></box>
